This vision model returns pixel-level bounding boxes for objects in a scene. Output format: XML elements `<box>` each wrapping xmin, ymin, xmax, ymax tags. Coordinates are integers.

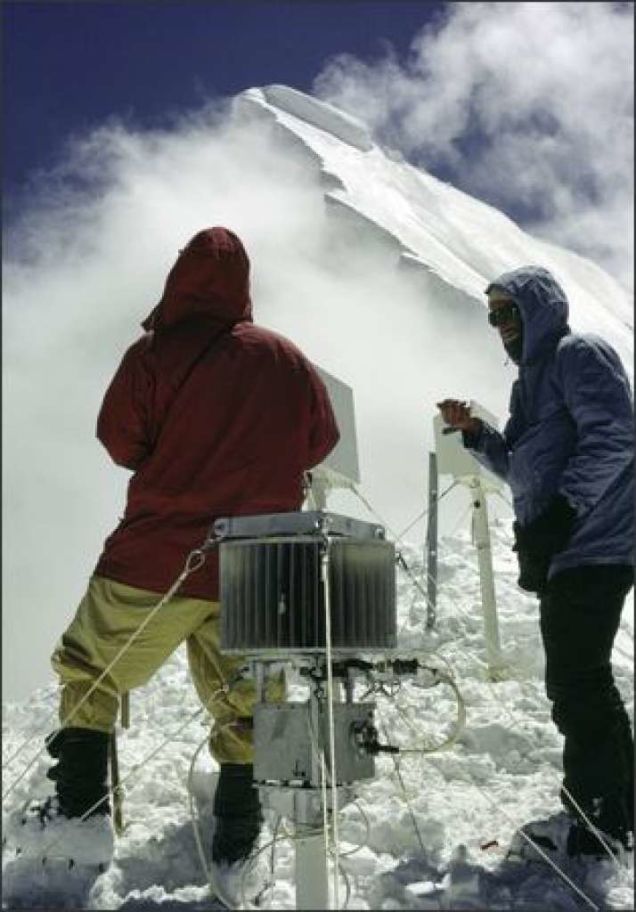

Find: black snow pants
<box><xmin>539</xmin><ymin>564</ymin><xmax>634</xmax><ymax>829</ymax></box>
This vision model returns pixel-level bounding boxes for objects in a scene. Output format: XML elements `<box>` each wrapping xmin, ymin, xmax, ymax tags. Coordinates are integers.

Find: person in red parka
<box><xmin>20</xmin><ymin>227</ymin><xmax>339</xmax><ymax>874</ymax></box>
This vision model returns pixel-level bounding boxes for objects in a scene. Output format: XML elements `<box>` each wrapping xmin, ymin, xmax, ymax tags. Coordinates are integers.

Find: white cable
<box><xmin>383</xmin><ymin>672</ymin><xmax>467</xmax><ymax>756</ymax></box>
<box><xmin>556</xmin><ymin>787</ymin><xmax>626</xmax><ymax>874</ymax></box>
<box><xmin>320</xmin><ymin>750</ymin><xmax>331</xmax><ymax>907</ymax></box>
<box><xmin>395</xmin><ymin>480</ymin><xmax>460</xmax><ymax>540</ymax></box>
<box><xmin>305</xmin><ymin>705</ymin><xmax>372</xmax><ymax>864</ymax></box>
<box><xmin>3</xmin><ymin>545</ymin><xmax>211</xmax><ymax>803</ymax></box>
<box><xmin>380</xmin><ymin>728</ymin><xmax>601</xmax><ymax>912</ymax></box>
<box><xmin>264</xmin><ymin>815</ymin><xmax>283</xmax><ymax>910</ymax></box>
<box><xmin>249</xmin><ymin>822</ymin><xmax>354</xmax><ymax>910</ymax></box>
<box><xmin>379</xmin><ymin>721</ymin><xmax>428</xmax><ymax>859</ymax></box>
<box><xmin>438</xmin><ymin>760</ymin><xmax>601</xmax><ymax>911</ymax></box>
<box><xmin>189</xmin><ymin>736</ymin><xmax>271</xmax><ymax>912</ymax></box>
<box><xmin>321</xmin><ymin>537</ymin><xmax>341</xmax><ymax>911</ymax></box>
<box><xmin>397</xmin><ymin>501</ymin><xmax>474</xmax><ymax>640</ymax></box>
<box><xmin>348</xmin><ymin>484</ymin><xmax>471</xmax><ymax>639</ymax></box>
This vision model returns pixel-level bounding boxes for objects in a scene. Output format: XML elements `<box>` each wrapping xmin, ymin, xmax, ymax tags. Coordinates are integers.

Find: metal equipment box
<box><xmin>253</xmin><ymin>702</ymin><xmax>376</xmax><ymax>783</ymax></box>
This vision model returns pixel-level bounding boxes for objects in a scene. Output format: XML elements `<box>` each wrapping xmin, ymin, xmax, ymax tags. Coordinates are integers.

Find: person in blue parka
<box><xmin>438</xmin><ymin>265</ymin><xmax>634</xmax><ymax>858</ymax></box>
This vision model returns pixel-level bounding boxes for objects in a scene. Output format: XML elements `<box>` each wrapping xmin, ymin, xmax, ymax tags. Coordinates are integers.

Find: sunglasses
<box><xmin>488</xmin><ymin>301</ymin><xmax>519</xmax><ymax>327</ymax></box>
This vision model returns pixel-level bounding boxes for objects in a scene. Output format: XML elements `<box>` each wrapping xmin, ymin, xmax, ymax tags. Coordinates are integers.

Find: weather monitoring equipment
<box><xmin>212</xmin><ymin>370</ymin><xmax>439</xmax><ymax>909</ymax></box>
<box><xmin>213</xmin><ymin>510</ymin><xmax>444</xmax><ymax>910</ymax></box>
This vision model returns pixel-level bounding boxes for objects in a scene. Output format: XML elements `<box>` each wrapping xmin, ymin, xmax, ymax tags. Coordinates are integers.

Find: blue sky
<box><xmin>3</xmin><ymin>1</ymin><xmax>445</xmax><ymax>204</ymax></box>
<box><xmin>3</xmin><ymin>1</ymin><xmax>633</xmax><ymax>289</ymax></box>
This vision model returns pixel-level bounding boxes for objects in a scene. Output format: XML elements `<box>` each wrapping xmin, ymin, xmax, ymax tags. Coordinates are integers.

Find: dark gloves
<box><xmin>513</xmin><ymin>494</ymin><xmax>577</xmax><ymax>595</ymax></box>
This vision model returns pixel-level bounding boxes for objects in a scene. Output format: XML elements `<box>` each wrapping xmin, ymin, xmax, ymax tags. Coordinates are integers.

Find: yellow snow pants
<box><xmin>50</xmin><ymin>575</ymin><xmax>284</xmax><ymax>764</ymax></box>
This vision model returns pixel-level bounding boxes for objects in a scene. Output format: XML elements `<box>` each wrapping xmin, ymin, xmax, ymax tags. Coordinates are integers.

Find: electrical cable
<box><xmin>395</xmin><ymin>480</ymin><xmax>460</xmax><ymax>540</ymax></box>
<box><xmin>397</xmin><ymin>499</ymin><xmax>475</xmax><ymax>641</ymax></box>
<box><xmin>321</xmin><ymin>536</ymin><xmax>341</xmax><ymax>910</ymax></box>
<box><xmin>378</xmin><ymin>719</ymin><xmax>428</xmax><ymax>859</ymax></box>
<box><xmin>329</xmin><ymin>800</ymin><xmax>372</xmax><ymax>860</ymax></box>
<box><xmin>304</xmin><ymin>715</ymin><xmax>372</xmax><ymax>861</ymax></box>
<box><xmin>377</xmin><ymin>671</ymin><xmax>466</xmax><ymax>756</ymax></box>
<box><xmin>425</xmin><ymin>751</ymin><xmax>601</xmax><ymax>911</ymax></box>
<box><xmin>349</xmin><ymin>483</ymin><xmax>473</xmax><ymax>643</ymax></box>
<box><xmin>381</xmin><ymin>717</ymin><xmax>601</xmax><ymax>912</ymax></box>
<box><xmin>249</xmin><ymin>824</ymin><xmax>354</xmax><ymax>911</ymax></box>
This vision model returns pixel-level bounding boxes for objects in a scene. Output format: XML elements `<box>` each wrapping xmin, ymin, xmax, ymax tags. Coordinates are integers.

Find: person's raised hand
<box><xmin>436</xmin><ymin>399</ymin><xmax>482</xmax><ymax>435</ymax></box>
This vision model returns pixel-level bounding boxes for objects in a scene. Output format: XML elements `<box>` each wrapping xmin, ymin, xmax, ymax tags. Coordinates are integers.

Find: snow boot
<box><xmin>212</xmin><ymin>762</ymin><xmax>262</xmax><ymax>865</ymax></box>
<box><xmin>566</xmin><ymin>794</ymin><xmax>633</xmax><ymax>859</ymax></box>
<box><xmin>210</xmin><ymin>763</ymin><xmax>268</xmax><ymax>905</ymax></box>
<box><xmin>3</xmin><ymin>728</ymin><xmax>114</xmax><ymax>871</ymax></box>
<box><xmin>46</xmin><ymin>727</ymin><xmax>112</xmax><ymax>819</ymax></box>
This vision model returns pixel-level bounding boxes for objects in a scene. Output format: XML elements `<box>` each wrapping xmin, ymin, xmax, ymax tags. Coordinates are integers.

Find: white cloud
<box><xmin>313</xmin><ymin>1</ymin><xmax>634</xmax><ymax>290</ymax></box>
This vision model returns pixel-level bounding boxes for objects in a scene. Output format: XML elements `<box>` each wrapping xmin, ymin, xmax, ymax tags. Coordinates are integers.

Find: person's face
<box><xmin>487</xmin><ymin>291</ymin><xmax>522</xmax><ymax>347</ymax></box>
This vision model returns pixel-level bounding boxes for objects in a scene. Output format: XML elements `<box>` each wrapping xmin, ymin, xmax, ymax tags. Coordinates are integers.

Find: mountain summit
<box><xmin>235</xmin><ymin>84</ymin><xmax>632</xmax><ymax>369</ymax></box>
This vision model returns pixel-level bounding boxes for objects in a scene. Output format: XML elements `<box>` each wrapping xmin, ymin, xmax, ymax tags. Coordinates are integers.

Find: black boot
<box><xmin>566</xmin><ymin>793</ymin><xmax>632</xmax><ymax>858</ymax></box>
<box><xmin>212</xmin><ymin>763</ymin><xmax>262</xmax><ymax>865</ymax></box>
<box><xmin>2</xmin><ymin>728</ymin><xmax>114</xmax><ymax>868</ymax></box>
<box><xmin>46</xmin><ymin>727</ymin><xmax>111</xmax><ymax>818</ymax></box>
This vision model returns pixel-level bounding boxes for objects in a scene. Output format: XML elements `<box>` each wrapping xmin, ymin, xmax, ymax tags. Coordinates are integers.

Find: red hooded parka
<box><xmin>94</xmin><ymin>228</ymin><xmax>339</xmax><ymax>599</ymax></box>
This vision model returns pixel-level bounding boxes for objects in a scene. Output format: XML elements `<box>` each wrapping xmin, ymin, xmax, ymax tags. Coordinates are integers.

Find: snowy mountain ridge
<box><xmin>237</xmin><ymin>85</ymin><xmax>633</xmax><ymax>369</ymax></box>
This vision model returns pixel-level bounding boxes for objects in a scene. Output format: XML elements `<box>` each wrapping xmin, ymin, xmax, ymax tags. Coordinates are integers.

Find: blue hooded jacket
<box><xmin>466</xmin><ymin>265</ymin><xmax>634</xmax><ymax>579</ymax></box>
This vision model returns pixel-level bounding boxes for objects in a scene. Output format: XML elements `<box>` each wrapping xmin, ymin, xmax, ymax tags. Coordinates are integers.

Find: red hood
<box><xmin>142</xmin><ymin>227</ymin><xmax>253</xmax><ymax>331</ymax></box>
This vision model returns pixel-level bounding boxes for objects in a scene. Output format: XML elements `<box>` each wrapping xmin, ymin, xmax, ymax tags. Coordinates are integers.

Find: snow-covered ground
<box><xmin>3</xmin><ymin>518</ymin><xmax>633</xmax><ymax>910</ymax></box>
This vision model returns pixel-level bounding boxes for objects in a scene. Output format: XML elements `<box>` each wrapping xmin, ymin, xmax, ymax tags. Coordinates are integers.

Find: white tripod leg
<box><xmin>469</xmin><ymin>477</ymin><xmax>506</xmax><ymax>681</ymax></box>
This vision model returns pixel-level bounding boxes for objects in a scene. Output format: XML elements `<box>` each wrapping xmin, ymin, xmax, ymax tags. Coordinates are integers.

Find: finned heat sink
<box><xmin>220</xmin><ymin>536</ymin><xmax>396</xmax><ymax>653</ymax></box>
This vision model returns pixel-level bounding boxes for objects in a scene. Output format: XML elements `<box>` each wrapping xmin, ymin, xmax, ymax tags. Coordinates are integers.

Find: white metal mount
<box><xmin>465</xmin><ymin>474</ymin><xmax>507</xmax><ymax>681</ymax></box>
<box><xmin>433</xmin><ymin>404</ymin><xmax>508</xmax><ymax>680</ymax></box>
